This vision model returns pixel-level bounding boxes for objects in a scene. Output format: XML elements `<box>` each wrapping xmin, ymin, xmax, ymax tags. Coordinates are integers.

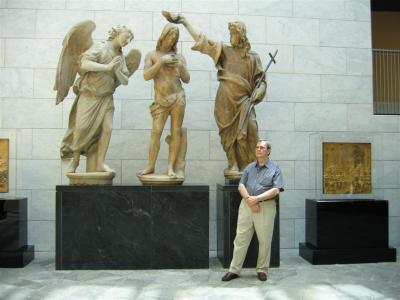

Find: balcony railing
<box><xmin>373</xmin><ymin>49</ymin><xmax>400</xmax><ymax>114</ymax></box>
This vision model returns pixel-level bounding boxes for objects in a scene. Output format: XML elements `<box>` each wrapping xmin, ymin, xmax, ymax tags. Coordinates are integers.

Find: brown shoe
<box><xmin>257</xmin><ymin>272</ymin><xmax>267</xmax><ymax>281</ymax></box>
<box><xmin>222</xmin><ymin>272</ymin><xmax>239</xmax><ymax>281</ymax></box>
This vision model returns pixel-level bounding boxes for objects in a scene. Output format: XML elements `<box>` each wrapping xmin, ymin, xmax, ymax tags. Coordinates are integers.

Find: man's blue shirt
<box><xmin>239</xmin><ymin>159</ymin><xmax>284</xmax><ymax>196</ymax></box>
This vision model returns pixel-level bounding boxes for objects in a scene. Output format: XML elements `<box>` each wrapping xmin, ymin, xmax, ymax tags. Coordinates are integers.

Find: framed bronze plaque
<box><xmin>323</xmin><ymin>142</ymin><xmax>371</xmax><ymax>194</ymax></box>
<box><xmin>0</xmin><ymin>139</ymin><xmax>9</xmax><ymax>193</ymax></box>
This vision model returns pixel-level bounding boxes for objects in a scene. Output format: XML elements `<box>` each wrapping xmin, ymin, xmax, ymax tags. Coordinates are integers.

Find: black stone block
<box><xmin>56</xmin><ymin>185</ymin><xmax>209</xmax><ymax>270</ymax></box>
<box><xmin>0</xmin><ymin>245</ymin><xmax>35</xmax><ymax>268</ymax></box>
<box><xmin>299</xmin><ymin>242</ymin><xmax>396</xmax><ymax>265</ymax></box>
<box><xmin>0</xmin><ymin>198</ymin><xmax>34</xmax><ymax>268</ymax></box>
<box><xmin>300</xmin><ymin>199</ymin><xmax>397</xmax><ymax>265</ymax></box>
<box><xmin>217</xmin><ymin>184</ymin><xmax>280</xmax><ymax>268</ymax></box>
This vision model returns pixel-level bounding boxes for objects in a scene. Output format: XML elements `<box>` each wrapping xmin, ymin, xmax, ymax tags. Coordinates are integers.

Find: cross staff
<box><xmin>238</xmin><ymin>50</ymin><xmax>278</xmax><ymax>132</ymax></box>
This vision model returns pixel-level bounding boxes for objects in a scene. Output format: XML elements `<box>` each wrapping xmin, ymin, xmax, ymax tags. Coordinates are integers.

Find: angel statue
<box><xmin>54</xmin><ymin>20</ymin><xmax>141</xmax><ymax>184</ymax></box>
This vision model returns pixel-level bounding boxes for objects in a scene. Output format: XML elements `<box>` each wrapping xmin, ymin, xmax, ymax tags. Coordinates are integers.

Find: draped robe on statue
<box><xmin>192</xmin><ymin>34</ymin><xmax>265</xmax><ymax>170</ymax></box>
<box><xmin>61</xmin><ymin>42</ymin><xmax>127</xmax><ymax>159</ymax></box>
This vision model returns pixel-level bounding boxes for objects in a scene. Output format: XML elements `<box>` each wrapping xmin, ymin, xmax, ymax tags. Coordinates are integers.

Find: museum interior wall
<box><xmin>0</xmin><ymin>0</ymin><xmax>399</xmax><ymax>259</ymax></box>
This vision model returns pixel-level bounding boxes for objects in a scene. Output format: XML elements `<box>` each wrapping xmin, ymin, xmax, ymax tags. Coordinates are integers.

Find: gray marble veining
<box><xmin>0</xmin><ymin>250</ymin><xmax>399</xmax><ymax>300</ymax></box>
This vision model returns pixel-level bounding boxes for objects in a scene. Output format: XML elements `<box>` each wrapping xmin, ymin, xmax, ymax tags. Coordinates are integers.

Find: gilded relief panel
<box><xmin>0</xmin><ymin>139</ymin><xmax>9</xmax><ymax>193</ymax></box>
<box><xmin>323</xmin><ymin>143</ymin><xmax>371</xmax><ymax>194</ymax></box>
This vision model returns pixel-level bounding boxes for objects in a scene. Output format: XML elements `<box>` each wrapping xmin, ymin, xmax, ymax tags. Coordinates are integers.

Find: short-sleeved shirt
<box><xmin>239</xmin><ymin>159</ymin><xmax>284</xmax><ymax>197</ymax></box>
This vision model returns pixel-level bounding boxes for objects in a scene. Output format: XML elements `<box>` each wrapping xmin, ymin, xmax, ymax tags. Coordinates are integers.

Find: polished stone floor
<box><xmin>0</xmin><ymin>250</ymin><xmax>399</xmax><ymax>300</ymax></box>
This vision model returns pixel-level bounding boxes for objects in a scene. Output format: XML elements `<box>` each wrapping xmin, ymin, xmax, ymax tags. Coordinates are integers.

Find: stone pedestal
<box><xmin>0</xmin><ymin>198</ymin><xmax>35</xmax><ymax>268</ymax></box>
<box><xmin>56</xmin><ymin>185</ymin><xmax>209</xmax><ymax>270</ymax></box>
<box><xmin>217</xmin><ymin>184</ymin><xmax>280</xmax><ymax>268</ymax></box>
<box><xmin>299</xmin><ymin>199</ymin><xmax>397</xmax><ymax>264</ymax></box>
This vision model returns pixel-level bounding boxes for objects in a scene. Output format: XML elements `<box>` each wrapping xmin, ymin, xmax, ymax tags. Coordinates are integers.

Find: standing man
<box><xmin>222</xmin><ymin>140</ymin><xmax>284</xmax><ymax>282</ymax></box>
<box><xmin>139</xmin><ymin>23</ymin><xmax>190</xmax><ymax>177</ymax></box>
<box><xmin>163</xmin><ymin>12</ymin><xmax>266</xmax><ymax>178</ymax></box>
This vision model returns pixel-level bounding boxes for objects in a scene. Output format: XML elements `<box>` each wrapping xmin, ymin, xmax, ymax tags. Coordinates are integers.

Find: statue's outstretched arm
<box><xmin>162</xmin><ymin>11</ymin><xmax>201</xmax><ymax>42</ymax></box>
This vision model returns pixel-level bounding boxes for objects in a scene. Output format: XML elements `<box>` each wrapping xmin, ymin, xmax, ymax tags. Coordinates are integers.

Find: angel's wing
<box><xmin>54</xmin><ymin>20</ymin><xmax>96</xmax><ymax>105</ymax></box>
<box><xmin>125</xmin><ymin>48</ymin><xmax>141</xmax><ymax>76</ymax></box>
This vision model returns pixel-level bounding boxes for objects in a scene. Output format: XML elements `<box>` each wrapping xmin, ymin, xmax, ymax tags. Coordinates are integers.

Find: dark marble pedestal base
<box><xmin>0</xmin><ymin>245</ymin><xmax>35</xmax><ymax>268</ymax></box>
<box><xmin>0</xmin><ymin>198</ymin><xmax>34</xmax><ymax>268</ymax></box>
<box><xmin>299</xmin><ymin>243</ymin><xmax>396</xmax><ymax>265</ymax></box>
<box><xmin>299</xmin><ymin>199</ymin><xmax>397</xmax><ymax>265</ymax></box>
<box><xmin>56</xmin><ymin>185</ymin><xmax>209</xmax><ymax>270</ymax></box>
<box><xmin>217</xmin><ymin>184</ymin><xmax>280</xmax><ymax>268</ymax></box>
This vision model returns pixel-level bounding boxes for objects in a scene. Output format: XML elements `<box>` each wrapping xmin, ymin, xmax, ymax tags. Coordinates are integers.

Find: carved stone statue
<box><xmin>163</xmin><ymin>11</ymin><xmax>267</xmax><ymax>179</ymax></box>
<box><xmin>54</xmin><ymin>20</ymin><xmax>141</xmax><ymax>184</ymax></box>
<box><xmin>137</xmin><ymin>23</ymin><xmax>190</xmax><ymax>185</ymax></box>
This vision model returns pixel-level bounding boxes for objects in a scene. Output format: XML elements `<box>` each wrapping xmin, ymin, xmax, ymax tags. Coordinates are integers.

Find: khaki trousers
<box><xmin>229</xmin><ymin>199</ymin><xmax>276</xmax><ymax>274</ymax></box>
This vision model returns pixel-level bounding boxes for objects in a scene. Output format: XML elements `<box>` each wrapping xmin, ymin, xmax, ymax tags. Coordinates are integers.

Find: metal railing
<box><xmin>373</xmin><ymin>49</ymin><xmax>400</xmax><ymax>114</ymax></box>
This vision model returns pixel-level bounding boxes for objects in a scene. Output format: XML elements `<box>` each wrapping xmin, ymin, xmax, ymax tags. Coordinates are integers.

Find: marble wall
<box><xmin>1</xmin><ymin>0</ymin><xmax>399</xmax><ymax>259</ymax></box>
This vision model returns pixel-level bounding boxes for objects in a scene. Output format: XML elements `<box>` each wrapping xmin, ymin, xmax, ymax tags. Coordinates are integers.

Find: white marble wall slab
<box><xmin>94</xmin><ymin>11</ymin><xmax>152</xmax><ymax>40</ymax></box>
<box><xmin>0</xmin><ymin>39</ymin><xmax>4</xmax><ymax>67</ymax></box>
<box><xmin>0</xmin><ymin>9</ymin><xmax>36</xmax><ymax>38</ymax></box>
<box><xmin>36</xmin><ymin>10</ymin><xmax>95</xmax><ymax>39</ymax></box>
<box><xmin>28</xmin><ymin>220</ymin><xmax>55</xmax><ymax>251</ymax></box>
<box><xmin>294</xmin><ymin>0</ymin><xmax>345</xmax><ymax>20</ymax></box>
<box><xmin>278</xmin><ymin>160</ymin><xmax>295</xmax><ymax>190</ymax></box>
<box><xmin>121</xmin><ymin>100</ymin><xmax>152</xmax><ymax>130</ymax></box>
<box><xmin>31</xmin><ymin>189</ymin><xmax>55</xmax><ymax>221</ymax></box>
<box><xmin>385</xmin><ymin>189</ymin><xmax>400</xmax><ymax>217</ymax></box>
<box><xmin>66</xmin><ymin>0</ymin><xmax>124</xmax><ymax>10</ymax></box>
<box><xmin>209</xmin><ymin>131</ymin><xmax>226</xmax><ymax>161</ymax></box>
<box><xmin>239</xmin><ymin>0</ymin><xmax>293</xmax><ymax>17</ymax></box>
<box><xmin>294</xmin><ymin>46</ymin><xmax>347</xmax><ymax>75</ymax></box>
<box><xmin>389</xmin><ymin>217</ymin><xmax>400</xmax><ymax>247</ymax></box>
<box><xmin>268</xmin><ymin>73</ymin><xmax>320</xmax><ymax>102</ymax></box>
<box><xmin>344</xmin><ymin>0</ymin><xmax>370</xmax><ymax>21</ymax></box>
<box><xmin>186</xmin><ymin>130</ymin><xmax>210</xmax><ymax>160</ymax></box>
<box><xmin>294</xmin><ymin>160</ymin><xmax>311</xmax><ymax>190</ymax></box>
<box><xmin>17</xmin><ymin>159</ymin><xmax>61</xmax><ymax>189</ymax></box>
<box><xmin>256</xmin><ymin>101</ymin><xmax>295</xmax><ymax>131</ymax></box>
<box><xmin>381</xmin><ymin>133</ymin><xmax>400</xmax><ymax>161</ymax></box>
<box><xmin>32</xmin><ymin>129</ymin><xmax>64</xmax><ymax>159</ymax></box>
<box><xmin>267</xmin><ymin>131</ymin><xmax>310</xmax><ymax>161</ymax></box>
<box><xmin>347</xmin><ymin>48</ymin><xmax>373</xmax><ymax>75</ymax></box>
<box><xmin>0</xmin><ymin>68</ymin><xmax>33</xmax><ymax>98</ymax></box>
<box><xmin>294</xmin><ymin>218</ymin><xmax>305</xmax><ymax>247</ymax></box>
<box><xmin>185</xmin><ymin>71</ymin><xmax>211</xmax><ymax>101</ymax></box>
<box><xmin>16</xmin><ymin>129</ymin><xmax>32</xmax><ymax>159</ymax></box>
<box><xmin>280</xmin><ymin>218</ymin><xmax>295</xmax><ymax>248</ymax></box>
<box><xmin>33</xmin><ymin>69</ymin><xmax>57</xmax><ymax>99</ymax></box>
<box><xmin>295</xmin><ymin>103</ymin><xmax>347</xmax><ymax>131</ymax></box>
<box><xmin>321</xmin><ymin>75</ymin><xmax>372</xmax><ymax>103</ymax></box>
<box><xmin>182</xmin><ymin>0</ymin><xmax>238</xmax><ymax>15</ymax></box>
<box><xmin>320</xmin><ymin>20</ymin><xmax>371</xmax><ymax>48</ymax></box>
<box><xmin>125</xmin><ymin>0</ymin><xmax>181</xmax><ymax>12</ymax></box>
<box><xmin>3</xmin><ymin>99</ymin><xmax>62</xmax><ymax>129</ymax></box>
<box><xmin>5</xmin><ymin>39</ymin><xmax>60</xmax><ymax>68</ymax></box>
<box><xmin>267</xmin><ymin>17</ymin><xmax>319</xmax><ymax>46</ymax></box>
<box><xmin>210</xmin><ymin>14</ymin><xmax>266</xmax><ymax>44</ymax></box>
<box><xmin>6</xmin><ymin>0</ymin><xmax>65</xmax><ymax>9</ymax></box>
<box><xmin>347</xmin><ymin>104</ymin><xmax>399</xmax><ymax>132</ymax></box>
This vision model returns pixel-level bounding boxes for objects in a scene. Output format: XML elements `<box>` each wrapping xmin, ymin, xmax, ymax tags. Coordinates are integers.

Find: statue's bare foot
<box><xmin>67</xmin><ymin>160</ymin><xmax>79</xmax><ymax>173</ymax></box>
<box><xmin>139</xmin><ymin>166</ymin><xmax>155</xmax><ymax>176</ymax></box>
<box><xmin>98</xmin><ymin>163</ymin><xmax>115</xmax><ymax>173</ymax></box>
<box><xmin>167</xmin><ymin>168</ymin><xmax>177</xmax><ymax>178</ymax></box>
